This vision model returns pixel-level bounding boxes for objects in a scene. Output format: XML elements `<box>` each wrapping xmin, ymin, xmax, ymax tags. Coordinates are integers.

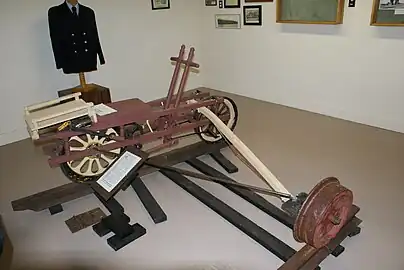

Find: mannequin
<box><xmin>67</xmin><ymin>0</ymin><xmax>78</xmax><ymax>5</ymax></box>
<box><xmin>48</xmin><ymin>1</ymin><xmax>105</xmax><ymax>91</ymax></box>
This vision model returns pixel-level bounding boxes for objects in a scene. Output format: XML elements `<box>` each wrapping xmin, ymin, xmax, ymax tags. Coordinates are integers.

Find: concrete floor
<box><xmin>1</xmin><ymin>91</ymin><xmax>404</xmax><ymax>270</ymax></box>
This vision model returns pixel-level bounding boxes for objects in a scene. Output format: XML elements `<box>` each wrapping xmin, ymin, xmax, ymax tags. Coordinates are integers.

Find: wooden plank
<box><xmin>11</xmin><ymin>141</ymin><xmax>228</xmax><ymax>212</ymax></box>
<box><xmin>131</xmin><ymin>177</ymin><xmax>167</xmax><ymax>224</ymax></box>
<box><xmin>11</xmin><ymin>183</ymin><xmax>93</xmax><ymax>212</ymax></box>
<box><xmin>186</xmin><ymin>158</ymin><xmax>345</xmax><ymax>258</ymax></box>
<box><xmin>160</xmin><ymin>169</ymin><xmax>301</xmax><ymax>264</ymax></box>
<box><xmin>194</xmin><ymin>102</ymin><xmax>291</xmax><ymax>200</ymax></box>
<box><xmin>209</xmin><ymin>151</ymin><xmax>239</xmax><ymax>173</ymax></box>
<box><xmin>277</xmin><ymin>205</ymin><xmax>361</xmax><ymax>270</ymax></box>
<box><xmin>187</xmin><ymin>158</ymin><xmax>295</xmax><ymax>226</ymax></box>
<box><xmin>298</xmin><ymin>215</ymin><xmax>362</xmax><ymax>270</ymax></box>
<box><xmin>65</xmin><ymin>207</ymin><xmax>107</xmax><ymax>233</ymax></box>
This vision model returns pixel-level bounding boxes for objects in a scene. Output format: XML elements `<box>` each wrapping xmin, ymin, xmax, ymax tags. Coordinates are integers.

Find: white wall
<box><xmin>201</xmin><ymin>1</ymin><xmax>404</xmax><ymax>133</ymax></box>
<box><xmin>2</xmin><ymin>1</ymin><xmax>404</xmax><ymax>146</ymax></box>
<box><xmin>0</xmin><ymin>0</ymin><xmax>204</xmax><ymax>146</ymax></box>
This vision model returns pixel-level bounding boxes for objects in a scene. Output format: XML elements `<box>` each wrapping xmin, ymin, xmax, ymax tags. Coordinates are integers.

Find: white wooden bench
<box><xmin>24</xmin><ymin>92</ymin><xmax>97</xmax><ymax>140</ymax></box>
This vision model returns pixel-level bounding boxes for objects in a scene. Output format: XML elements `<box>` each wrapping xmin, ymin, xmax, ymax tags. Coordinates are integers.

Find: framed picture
<box><xmin>276</xmin><ymin>0</ymin><xmax>345</xmax><ymax>24</ymax></box>
<box><xmin>206</xmin><ymin>0</ymin><xmax>218</xmax><ymax>6</ymax></box>
<box><xmin>151</xmin><ymin>0</ymin><xmax>170</xmax><ymax>10</ymax></box>
<box><xmin>224</xmin><ymin>0</ymin><xmax>241</xmax><ymax>8</ymax></box>
<box><xmin>371</xmin><ymin>0</ymin><xmax>404</xmax><ymax>26</ymax></box>
<box><xmin>244</xmin><ymin>5</ymin><xmax>262</xmax><ymax>25</ymax></box>
<box><xmin>245</xmin><ymin>0</ymin><xmax>272</xmax><ymax>2</ymax></box>
<box><xmin>215</xmin><ymin>14</ymin><xmax>242</xmax><ymax>29</ymax></box>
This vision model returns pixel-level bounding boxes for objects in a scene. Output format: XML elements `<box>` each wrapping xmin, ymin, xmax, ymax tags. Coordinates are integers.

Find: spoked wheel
<box><xmin>60</xmin><ymin>128</ymin><xmax>122</xmax><ymax>183</ymax></box>
<box><xmin>195</xmin><ymin>96</ymin><xmax>238</xmax><ymax>143</ymax></box>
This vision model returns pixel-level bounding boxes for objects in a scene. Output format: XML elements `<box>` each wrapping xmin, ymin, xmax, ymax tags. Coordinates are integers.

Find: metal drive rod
<box><xmin>145</xmin><ymin>161</ymin><xmax>293</xmax><ymax>199</ymax></box>
<box><xmin>187</xmin><ymin>99</ymin><xmax>293</xmax><ymax>202</ymax></box>
<box><xmin>91</xmin><ymin>146</ymin><xmax>291</xmax><ymax>199</ymax></box>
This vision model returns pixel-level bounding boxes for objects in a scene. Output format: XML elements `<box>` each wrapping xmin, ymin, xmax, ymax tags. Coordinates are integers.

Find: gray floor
<box><xmin>1</xmin><ymin>91</ymin><xmax>404</xmax><ymax>270</ymax></box>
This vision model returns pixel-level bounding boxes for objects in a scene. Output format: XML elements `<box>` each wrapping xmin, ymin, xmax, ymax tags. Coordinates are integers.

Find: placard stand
<box><xmin>92</xmin><ymin>193</ymin><xmax>146</xmax><ymax>251</ymax></box>
<box><xmin>90</xmin><ymin>146</ymin><xmax>148</xmax><ymax>251</ymax></box>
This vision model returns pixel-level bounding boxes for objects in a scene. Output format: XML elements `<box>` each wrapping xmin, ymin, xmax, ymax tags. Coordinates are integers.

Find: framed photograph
<box><xmin>244</xmin><ymin>5</ymin><xmax>262</xmax><ymax>25</ymax></box>
<box><xmin>206</xmin><ymin>0</ymin><xmax>218</xmax><ymax>6</ymax></box>
<box><xmin>276</xmin><ymin>0</ymin><xmax>345</xmax><ymax>25</ymax></box>
<box><xmin>371</xmin><ymin>0</ymin><xmax>404</xmax><ymax>26</ymax></box>
<box><xmin>215</xmin><ymin>14</ymin><xmax>242</xmax><ymax>29</ymax></box>
<box><xmin>151</xmin><ymin>0</ymin><xmax>170</xmax><ymax>10</ymax></box>
<box><xmin>245</xmin><ymin>0</ymin><xmax>272</xmax><ymax>2</ymax></box>
<box><xmin>224</xmin><ymin>0</ymin><xmax>241</xmax><ymax>8</ymax></box>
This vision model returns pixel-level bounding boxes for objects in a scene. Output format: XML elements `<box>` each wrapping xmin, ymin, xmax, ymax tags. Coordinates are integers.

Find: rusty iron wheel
<box><xmin>293</xmin><ymin>177</ymin><xmax>353</xmax><ymax>249</ymax></box>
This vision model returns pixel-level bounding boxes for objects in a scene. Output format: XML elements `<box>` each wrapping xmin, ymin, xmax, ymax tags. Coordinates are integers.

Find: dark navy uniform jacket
<box><xmin>48</xmin><ymin>2</ymin><xmax>105</xmax><ymax>74</ymax></box>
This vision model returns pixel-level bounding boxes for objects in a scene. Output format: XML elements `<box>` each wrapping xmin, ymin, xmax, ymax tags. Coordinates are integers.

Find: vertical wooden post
<box><xmin>79</xmin><ymin>72</ymin><xmax>87</xmax><ymax>88</ymax></box>
<box><xmin>74</xmin><ymin>72</ymin><xmax>94</xmax><ymax>93</ymax></box>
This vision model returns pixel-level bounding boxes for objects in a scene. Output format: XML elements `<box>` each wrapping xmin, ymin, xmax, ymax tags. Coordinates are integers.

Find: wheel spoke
<box><xmin>218</xmin><ymin>104</ymin><xmax>228</xmax><ymax>115</ymax></box>
<box><xmin>212</xmin><ymin>126</ymin><xmax>219</xmax><ymax>136</ymax></box>
<box><xmin>85</xmin><ymin>159</ymin><xmax>95</xmax><ymax>174</ymax></box>
<box><xmin>70</xmin><ymin>136</ymin><xmax>88</xmax><ymax>147</ymax></box>
<box><xmin>95</xmin><ymin>159</ymin><xmax>104</xmax><ymax>171</ymax></box>
<box><xmin>207</xmin><ymin>126</ymin><xmax>218</xmax><ymax>137</ymax></box>
<box><xmin>86</xmin><ymin>134</ymin><xmax>93</xmax><ymax>144</ymax></box>
<box><xmin>110</xmin><ymin>148</ymin><xmax>121</xmax><ymax>154</ymax></box>
<box><xmin>70</xmin><ymin>146</ymin><xmax>87</xmax><ymax>151</ymax></box>
<box><xmin>71</xmin><ymin>157</ymin><xmax>90</xmax><ymax>170</ymax></box>
<box><xmin>101</xmin><ymin>154</ymin><xmax>115</xmax><ymax>164</ymax></box>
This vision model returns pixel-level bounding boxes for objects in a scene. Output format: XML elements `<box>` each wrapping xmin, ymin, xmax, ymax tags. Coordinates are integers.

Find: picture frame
<box><xmin>224</xmin><ymin>0</ymin><xmax>241</xmax><ymax>8</ymax></box>
<box><xmin>370</xmin><ymin>0</ymin><xmax>404</xmax><ymax>26</ymax></box>
<box><xmin>245</xmin><ymin>0</ymin><xmax>272</xmax><ymax>2</ymax></box>
<box><xmin>206</xmin><ymin>0</ymin><xmax>218</xmax><ymax>6</ymax></box>
<box><xmin>215</xmin><ymin>14</ymin><xmax>242</xmax><ymax>29</ymax></box>
<box><xmin>244</xmin><ymin>5</ymin><xmax>263</xmax><ymax>25</ymax></box>
<box><xmin>276</xmin><ymin>0</ymin><xmax>345</xmax><ymax>25</ymax></box>
<box><xmin>151</xmin><ymin>0</ymin><xmax>170</xmax><ymax>10</ymax></box>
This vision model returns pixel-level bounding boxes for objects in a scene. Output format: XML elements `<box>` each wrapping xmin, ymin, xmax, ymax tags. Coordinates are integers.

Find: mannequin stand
<box><xmin>73</xmin><ymin>72</ymin><xmax>96</xmax><ymax>93</ymax></box>
<box><xmin>58</xmin><ymin>72</ymin><xmax>112</xmax><ymax>105</ymax></box>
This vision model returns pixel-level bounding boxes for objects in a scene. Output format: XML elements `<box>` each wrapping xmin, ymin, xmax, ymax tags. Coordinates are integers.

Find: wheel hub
<box><xmin>293</xmin><ymin>177</ymin><xmax>353</xmax><ymax>249</ymax></box>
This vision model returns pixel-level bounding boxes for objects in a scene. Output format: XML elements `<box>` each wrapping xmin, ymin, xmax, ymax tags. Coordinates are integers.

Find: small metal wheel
<box><xmin>60</xmin><ymin>128</ymin><xmax>122</xmax><ymax>182</ymax></box>
<box><xmin>195</xmin><ymin>96</ymin><xmax>238</xmax><ymax>143</ymax></box>
<box><xmin>293</xmin><ymin>177</ymin><xmax>353</xmax><ymax>249</ymax></box>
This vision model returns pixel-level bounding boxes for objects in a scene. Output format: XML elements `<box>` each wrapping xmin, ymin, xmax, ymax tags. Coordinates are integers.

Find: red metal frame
<box><xmin>40</xmin><ymin>45</ymin><xmax>230</xmax><ymax>168</ymax></box>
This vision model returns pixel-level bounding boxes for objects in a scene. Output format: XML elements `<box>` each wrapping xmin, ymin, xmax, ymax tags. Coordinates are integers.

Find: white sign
<box><xmin>96</xmin><ymin>151</ymin><xmax>142</xmax><ymax>192</ymax></box>
<box><xmin>93</xmin><ymin>104</ymin><xmax>117</xmax><ymax>116</ymax></box>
